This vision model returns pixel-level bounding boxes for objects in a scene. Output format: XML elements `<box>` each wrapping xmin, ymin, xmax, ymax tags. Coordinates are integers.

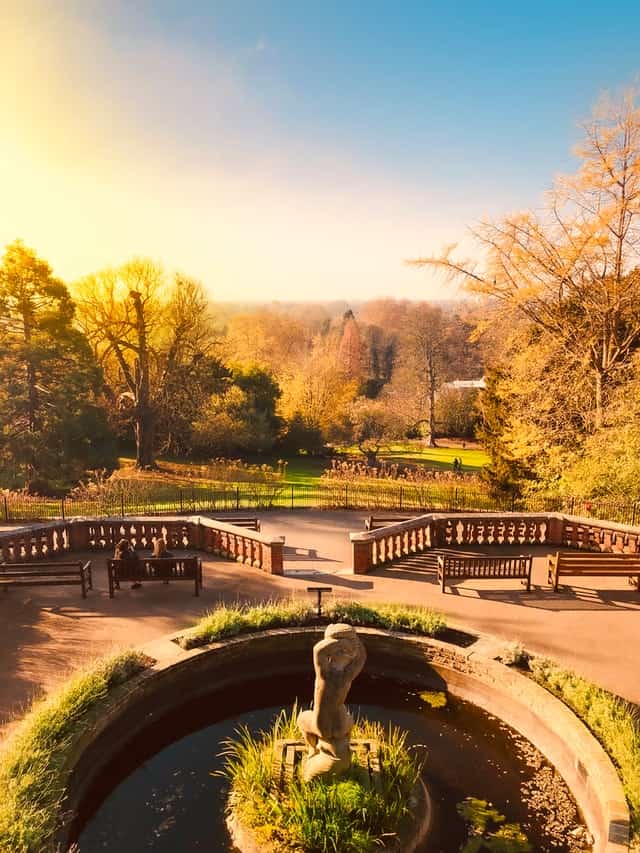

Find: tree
<box><xmin>338</xmin><ymin>310</ymin><xmax>365</xmax><ymax>383</ymax></box>
<box><xmin>190</xmin><ymin>366</ymin><xmax>281</xmax><ymax>455</ymax></box>
<box><xmin>278</xmin><ymin>336</ymin><xmax>359</xmax><ymax>444</ymax></box>
<box><xmin>348</xmin><ymin>398</ymin><xmax>402</xmax><ymax>465</ymax></box>
<box><xmin>0</xmin><ymin>241</ymin><xmax>116</xmax><ymax>491</ymax></box>
<box><xmin>385</xmin><ymin>303</ymin><xmax>450</xmax><ymax>446</ymax></box>
<box><xmin>435</xmin><ymin>386</ymin><xmax>480</xmax><ymax>438</ymax></box>
<box><xmin>75</xmin><ymin>260</ymin><xmax>217</xmax><ymax>468</ymax></box>
<box><xmin>411</xmin><ymin>88</ymin><xmax>640</xmax><ymax>429</ymax></box>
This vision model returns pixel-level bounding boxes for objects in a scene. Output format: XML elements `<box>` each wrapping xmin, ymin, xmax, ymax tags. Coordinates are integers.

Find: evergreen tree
<box><xmin>0</xmin><ymin>241</ymin><xmax>116</xmax><ymax>492</ymax></box>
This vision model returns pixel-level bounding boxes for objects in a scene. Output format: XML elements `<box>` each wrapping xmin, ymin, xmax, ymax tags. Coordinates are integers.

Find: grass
<box><xmin>178</xmin><ymin>599</ymin><xmax>448</xmax><ymax>650</ymax></box>
<box><xmin>336</xmin><ymin>442</ymin><xmax>489</xmax><ymax>473</ymax></box>
<box><xmin>220</xmin><ymin>706</ymin><xmax>423</xmax><ymax>853</ymax></box>
<box><xmin>0</xmin><ymin>650</ymin><xmax>149</xmax><ymax>853</ymax></box>
<box><xmin>529</xmin><ymin>657</ymin><xmax>640</xmax><ymax>845</ymax></box>
<box><xmin>121</xmin><ymin>445</ymin><xmax>488</xmax><ymax>485</ymax></box>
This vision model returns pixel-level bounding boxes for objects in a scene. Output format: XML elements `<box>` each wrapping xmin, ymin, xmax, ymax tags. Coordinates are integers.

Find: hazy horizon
<box><xmin>2</xmin><ymin>0</ymin><xmax>639</xmax><ymax>301</ymax></box>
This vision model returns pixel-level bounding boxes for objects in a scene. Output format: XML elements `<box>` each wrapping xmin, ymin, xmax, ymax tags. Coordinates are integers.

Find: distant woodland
<box><xmin>2</xmin><ymin>91</ymin><xmax>640</xmax><ymax>502</ymax></box>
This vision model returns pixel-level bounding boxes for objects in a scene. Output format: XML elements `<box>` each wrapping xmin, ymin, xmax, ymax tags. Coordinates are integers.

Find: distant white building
<box><xmin>444</xmin><ymin>378</ymin><xmax>486</xmax><ymax>390</ymax></box>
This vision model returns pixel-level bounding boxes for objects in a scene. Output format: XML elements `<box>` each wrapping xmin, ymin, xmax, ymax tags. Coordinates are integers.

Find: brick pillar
<box><xmin>546</xmin><ymin>514</ymin><xmax>564</xmax><ymax>547</ymax></box>
<box><xmin>68</xmin><ymin>520</ymin><xmax>91</xmax><ymax>552</ymax></box>
<box><xmin>352</xmin><ymin>539</ymin><xmax>372</xmax><ymax>574</ymax></box>
<box><xmin>263</xmin><ymin>538</ymin><xmax>284</xmax><ymax>575</ymax></box>
<box><xmin>189</xmin><ymin>520</ymin><xmax>204</xmax><ymax>551</ymax></box>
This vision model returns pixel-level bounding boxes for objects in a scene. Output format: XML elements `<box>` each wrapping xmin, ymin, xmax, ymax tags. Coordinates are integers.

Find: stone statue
<box><xmin>297</xmin><ymin>623</ymin><xmax>366</xmax><ymax>782</ymax></box>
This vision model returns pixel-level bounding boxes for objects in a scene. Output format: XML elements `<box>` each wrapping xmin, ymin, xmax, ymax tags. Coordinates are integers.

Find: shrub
<box><xmin>220</xmin><ymin>708</ymin><xmax>423</xmax><ymax>853</ymax></box>
<box><xmin>529</xmin><ymin>658</ymin><xmax>640</xmax><ymax>843</ymax></box>
<box><xmin>0</xmin><ymin>651</ymin><xmax>148</xmax><ymax>853</ymax></box>
<box><xmin>179</xmin><ymin>600</ymin><xmax>447</xmax><ymax>649</ymax></box>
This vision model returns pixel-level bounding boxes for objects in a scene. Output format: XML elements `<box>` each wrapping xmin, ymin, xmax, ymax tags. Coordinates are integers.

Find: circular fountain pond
<box><xmin>72</xmin><ymin>669</ymin><xmax>588</xmax><ymax>852</ymax></box>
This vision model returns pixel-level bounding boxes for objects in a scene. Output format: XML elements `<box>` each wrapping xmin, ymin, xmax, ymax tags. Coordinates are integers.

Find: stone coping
<box><xmin>349</xmin><ymin>509</ymin><xmax>640</xmax><ymax>542</ymax></box>
<box><xmin>0</xmin><ymin>514</ymin><xmax>286</xmax><ymax>546</ymax></box>
<box><xmin>56</xmin><ymin>625</ymin><xmax>630</xmax><ymax>853</ymax></box>
<box><xmin>350</xmin><ymin>510</ymin><xmax>557</xmax><ymax>542</ymax></box>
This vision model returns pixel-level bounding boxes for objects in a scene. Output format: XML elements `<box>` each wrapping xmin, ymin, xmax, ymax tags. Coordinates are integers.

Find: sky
<box><xmin>1</xmin><ymin>1</ymin><xmax>640</xmax><ymax>302</ymax></box>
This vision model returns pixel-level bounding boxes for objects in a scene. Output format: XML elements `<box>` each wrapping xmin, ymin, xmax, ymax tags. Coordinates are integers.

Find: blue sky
<box><xmin>1</xmin><ymin>0</ymin><xmax>639</xmax><ymax>300</ymax></box>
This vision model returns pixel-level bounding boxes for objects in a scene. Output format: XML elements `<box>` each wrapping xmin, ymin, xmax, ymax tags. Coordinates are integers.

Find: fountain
<box><xmin>65</xmin><ymin>620</ymin><xmax>625</xmax><ymax>852</ymax></box>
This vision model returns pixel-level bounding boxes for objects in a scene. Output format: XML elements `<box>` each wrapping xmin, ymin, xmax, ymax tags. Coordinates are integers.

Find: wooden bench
<box><xmin>548</xmin><ymin>551</ymin><xmax>640</xmax><ymax>592</ymax></box>
<box><xmin>214</xmin><ymin>517</ymin><xmax>261</xmax><ymax>531</ymax></box>
<box><xmin>364</xmin><ymin>515</ymin><xmax>415</xmax><ymax>531</ymax></box>
<box><xmin>437</xmin><ymin>553</ymin><xmax>532</xmax><ymax>593</ymax></box>
<box><xmin>107</xmin><ymin>556</ymin><xmax>202</xmax><ymax>598</ymax></box>
<box><xmin>0</xmin><ymin>561</ymin><xmax>92</xmax><ymax>598</ymax></box>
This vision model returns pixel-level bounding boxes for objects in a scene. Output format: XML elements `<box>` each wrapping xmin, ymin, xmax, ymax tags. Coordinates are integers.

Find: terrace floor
<box><xmin>2</xmin><ymin>509</ymin><xmax>640</xmax><ymax>741</ymax></box>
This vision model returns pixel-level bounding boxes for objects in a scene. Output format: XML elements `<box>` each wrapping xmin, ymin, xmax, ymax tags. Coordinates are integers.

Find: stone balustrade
<box><xmin>350</xmin><ymin>511</ymin><xmax>640</xmax><ymax>574</ymax></box>
<box><xmin>0</xmin><ymin>516</ymin><xmax>284</xmax><ymax>575</ymax></box>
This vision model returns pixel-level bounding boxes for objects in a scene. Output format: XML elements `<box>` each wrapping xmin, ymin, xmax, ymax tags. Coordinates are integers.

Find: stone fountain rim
<box><xmin>58</xmin><ymin>624</ymin><xmax>630</xmax><ymax>853</ymax></box>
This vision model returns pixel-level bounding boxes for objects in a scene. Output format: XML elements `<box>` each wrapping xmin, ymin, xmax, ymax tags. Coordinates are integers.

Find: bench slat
<box><xmin>0</xmin><ymin>561</ymin><xmax>91</xmax><ymax>598</ymax></box>
<box><xmin>548</xmin><ymin>551</ymin><xmax>640</xmax><ymax>591</ymax></box>
<box><xmin>108</xmin><ymin>557</ymin><xmax>202</xmax><ymax>598</ymax></box>
<box><xmin>438</xmin><ymin>553</ymin><xmax>532</xmax><ymax>593</ymax></box>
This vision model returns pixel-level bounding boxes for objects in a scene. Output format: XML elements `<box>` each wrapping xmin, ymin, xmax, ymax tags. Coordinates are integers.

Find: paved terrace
<box><xmin>1</xmin><ymin>509</ymin><xmax>640</xmax><ymax>740</ymax></box>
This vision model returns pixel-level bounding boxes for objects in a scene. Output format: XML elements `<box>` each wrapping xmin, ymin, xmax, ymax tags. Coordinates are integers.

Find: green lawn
<box><xmin>336</xmin><ymin>443</ymin><xmax>489</xmax><ymax>474</ymax></box>
<box><xmin>118</xmin><ymin>444</ymin><xmax>488</xmax><ymax>486</ymax></box>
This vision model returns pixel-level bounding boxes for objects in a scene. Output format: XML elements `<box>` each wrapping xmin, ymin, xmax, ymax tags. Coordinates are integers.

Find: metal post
<box><xmin>291</xmin><ymin>485</ymin><xmax>294</xmax><ymax>510</ymax></box>
<box><xmin>121</xmin><ymin>494</ymin><xmax>125</xmax><ymax>517</ymax></box>
<box><xmin>3</xmin><ymin>495</ymin><xmax>8</xmax><ymax>521</ymax></box>
<box><xmin>180</xmin><ymin>489</ymin><xmax>184</xmax><ymax>514</ymax></box>
<box><xmin>344</xmin><ymin>485</ymin><xmax>348</xmax><ymax>509</ymax></box>
<box><xmin>61</xmin><ymin>497</ymin><xmax>65</xmax><ymax>520</ymax></box>
<box><xmin>399</xmin><ymin>486</ymin><xmax>403</xmax><ymax>510</ymax></box>
<box><xmin>307</xmin><ymin>586</ymin><xmax>332</xmax><ymax>618</ymax></box>
<box><xmin>632</xmin><ymin>502</ymin><xmax>638</xmax><ymax>527</ymax></box>
<box><xmin>236</xmin><ymin>486</ymin><xmax>240</xmax><ymax>510</ymax></box>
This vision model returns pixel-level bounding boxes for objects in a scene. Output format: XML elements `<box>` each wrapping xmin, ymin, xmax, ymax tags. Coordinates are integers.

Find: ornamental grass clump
<box><xmin>329</xmin><ymin>601</ymin><xmax>447</xmax><ymax>637</ymax></box>
<box><xmin>530</xmin><ymin>657</ymin><xmax>640</xmax><ymax>843</ymax></box>
<box><xmin>179</xmin><ymin>600</ymin><xmax>447</xmax><ymax>649</ymax></box>
<box><xmin>220</xmin><ymin>707</ymin><xmax>423</xmax><ymax>853</ymax></box>
<box><xmin>0</xmin><ymin>650</ymin><xmax>148</xmax><ymax>853</ymax></box>
<box><xmin>179</xmin><ymin>600</ymin><xmax>314</xmax><ymax>649</ymax></box>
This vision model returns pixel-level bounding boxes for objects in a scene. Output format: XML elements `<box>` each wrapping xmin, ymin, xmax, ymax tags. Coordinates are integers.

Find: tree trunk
<box><xmin>427</xmin><ymin>352</ymin><xmax>437</xmax><ymax>447</ymax></box>
<box><xmin>130</xmin><ymin>290</ymin><xmax>156</xmax><ymax>469</ymax></box>
<box><xmin>134</xmin><ymin>407</ymin><xmax>156</xmax><ymax>469</ymax></box>
<box><xmin>594</xmin><ymin>369</ymin><xmax>604</xmax><ymax>430</ymax></box>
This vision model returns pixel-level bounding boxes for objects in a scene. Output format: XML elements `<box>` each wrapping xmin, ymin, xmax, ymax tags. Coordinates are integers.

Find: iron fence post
<box><xmin>61</xmin><ymin>498</ymin><xmax>65</xmax><ymax>520</ymax></box>
<box><xmin>180</xmin><ymin>489</ymin><xmax>184</xmax><ymax>513</ymax></box>
<box><xmin>511</xmin><ymin>491</ymin><xmax>516</xmax><ymax>512</ymax></box>
<box><xmin>399</xmin><ymin>486</ymin><xmax>403</xmax><ymax>510</ymax></box>
<box><xmin>291</xmin><ymin>485</ymin><xmax>294</xmax><ymax>510</ymax></box>
<box><xmin>3</xmin><ymin>495</ymin><xmax>8</xmax><ymax>521</ymax></box>
<box><xmin>345</xmin><ymin>485</ymin><xmax>348</xmax><ymax>509</ymax></box>
<box><xmin>121</xmin><ymin>494</ymin><xmax>125</xmax><ymax>517</ymax></box>
<box><xmin>633</xmin><ymin>502</ymin><xmax>638</xmax><ymax>527</ymax></box>
<box><xmin>236</xmin><ymin>486</ymin><xmax>240</xmax><ymax>510</ymax></box>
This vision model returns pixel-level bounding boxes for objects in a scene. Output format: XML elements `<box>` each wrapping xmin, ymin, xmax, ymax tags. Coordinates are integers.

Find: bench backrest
<box><xmin>556</xmin><ymin>551</ymin><xmax>640</xmax><ymax>566</ymax></box>
<box><xmin>440</xmin><ymin>554</ymin><xmax>532</xmax><ymax>580</ymax></box>
<box><xmin>108</xmin><ymin>556</ymin><xmax>200</xmax><ymax>581</ymax></box>
<box><xmin>364</xmin><ymin>516</ymin><xmax>414</xmax><ymax>531</ymax></box>
<box><xmin>215</xmin><ymin>518</ymin><xmax>260</xmax><ymax>531</ymax></box>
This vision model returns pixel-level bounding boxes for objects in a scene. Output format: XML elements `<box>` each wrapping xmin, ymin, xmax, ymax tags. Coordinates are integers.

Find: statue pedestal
<box><xmin>272</xmin><ymin>737</ymin><xmax>382</xmax><ymax>789</ymax></box>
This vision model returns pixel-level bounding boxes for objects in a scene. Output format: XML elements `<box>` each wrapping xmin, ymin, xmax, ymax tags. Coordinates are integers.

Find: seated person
<box><xmin>152</xmin><ymin>538</ymin><xmax>174</xmax><ymax>583</ymax></box>
<box><xmin>113</xmin><ymin>538</ymin><xmax>142</xmax><ymax>589</ymax></box>
<box><xmin>152</xmin><ymin>538</ymin><xmax>173</xmax><ymax>558</ymax></box>
<box><xmin>114</xmin><ymin>538</ymin><xmax>139</xmax><ymax>560</ymax></box>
